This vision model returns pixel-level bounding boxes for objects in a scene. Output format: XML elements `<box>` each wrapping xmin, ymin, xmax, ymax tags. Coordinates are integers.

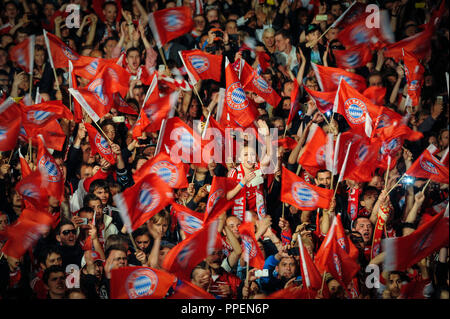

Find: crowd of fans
<box><xmin>0</xmin><ymin>0</ymin><xmax>448</xmax><ymax>300</ymax></box>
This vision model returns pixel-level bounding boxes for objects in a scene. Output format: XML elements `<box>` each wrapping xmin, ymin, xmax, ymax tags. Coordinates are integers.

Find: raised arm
<box><xmin>402</xmin><ymin>191</ymin><xmax>425</xmax><ymax>236</ymax></box>
<box><xmin>223</xmin><ymin>225</ymin><xmax>242</xmax><ymax>269</ymax></box>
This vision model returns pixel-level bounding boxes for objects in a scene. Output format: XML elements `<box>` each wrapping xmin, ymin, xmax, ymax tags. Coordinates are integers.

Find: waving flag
<box><xmin>10</xmin><ymin>35</ymin><xmax>35</xmax><ymax>74</ymax></box>
<box><xmin>162</xmin><ymin>218</ymin><xmax>221</xmax><ymax>280</ymax></box>
<box><xmin>314</xmin><ymin>216</ymin><xmax>360</xmax><ymax>287</ymax></box>
<box><xmin>26</xmin><ymin>119</ymin><xmax>67</xmax><ymax>152</ymax></box>
<box><xmin>133</xmin><ymin>152</ymin><xmax>189</xmax><ymax>189</ymax></box>
<box><xmin>89</xmin><ymin>61</ymin><xmax>131</xmax><ymax>98</ymax></box>
<box><xmin>148</xmin><ymin>6</ymin><xmax>194</xmax><ymax>48</ymax></box>
<box><xmin>19</xmin><ymin>149</ymin><xmax>32</xmax><ymax>178</ymax></box>
<box><xmin>384</xmin><ymin>26</ymin><xmax>433</xmax><ymax>62</ymax></box>
<box><xmin>384</xmin><ymin>209</ymin><xmax>449</xmax><ymax>272</ymax></box>
<box><xmin>172</xmin><ymin>202</ymin><xmax>204</xmax><ymax>238</ymax></box>
<box><xmin>161</xmin><ymin>117</ymin><xmax>207</xmax><ymax>167</ymax></box>
<box><xmin>69</xmin><ymin>87</ymin><xmax>110</xmax><ymax>122</ymax></box>
<box><xmin>20</xmin><ymin>100</ymin><xmax>73</xmax><ymax>129</ymax></box>
<box><xmin>363</xmin><ymin>86</ymin><xmax>386</xmax><ymax>105</ymax></box>
<box><xmin>276</xmin><ymin>137</ymin><xmax>298</xmax><ymax>150</ymax></box>
<box><xmin>402</xmin><ymin>50</ymin><xmax>425</xmax><ymax>107</ymax></box>
<box><xmin>298</xmin><ymin>126</ymin><xmax>333</xmax><ymax>177</ymax></box>
<box><xmin>287</xmin><ymin>79</ymin><xmax>301</xmax><ymax>126</ymax></box>
<box><xmin>405</xmin><ymin>145</ymin><xmax>449</xmax><ymax>184</ymax></box>
<box><xmin>113</xmin><ymin>173</ymin><xmax>173</xmax><ymax>232</ymax></box>
<box><xmin>84</xmin><ymin>122</ymin><xmax>116</xmax><ymax>165</ymax></box>
<box><xmin>113</xmin><ymin>93</ymin><xmax>138</xmax><ymax>116</ymax></box>
<box><xmin>43</xmin><ymin>29</ymin><xmax>80</xmax><ymax>69</ymax></box>
<box><xmin>37</xmin><ymin>135</ymin><xmax>64</xmax><ymax>200</ymax></box>
<box><xmin>179</xmin><ymin>49</ymin><xmax>222</xmax><ymax>84</ymax></box>
<box><xmin>1</xmin><ymin>209</ymin><xmax>53</xmax><ymax>259</ymax></box>
<box><xmin>334</xmin><ymin>214</ymin><xmax>359</xmax><ymax>260</ymax></box>
<box><xmin>239</xmin><ymin>221</ymin><xmax>265</xmax><ymax>269</ymax></box>
<box><xmin>15</xmin><ymin>170</ymin><xmax>49</xmax><ymax>211</ymax></box>
<box><xmin>204</xmin><ymin>176</ymin><xmax>236</xmax><ymax>223</ymax></box>
<box><xmin>110</xmin><ymin>266</ymin><xmax>176</xmax><ymax>299</ymax></box>
<box><xmin>297</xmin><ymin>234</ymin><xmax>323</xmax><ymax>291</ymax></box>
<box><xmin>72</xmin><ymin>55</ymin><xmax>121</xmax><ymax>81</ymax></box>
<box><xmin>69</xmin><ymin>61</ymin><xmax>83</xmax><ymax>123</ymax></box>
<box><xmin>168</xmin><ymin>279</ymin><xmax>215</xmax><ymax>299</ymax></box>
<box><xmin>224</xmin><ymin>58</ymin><xmax>259</xmax><ymax>128</ymax></box>
<box><xmin>311</xmin><ymin>63</ymin><xmax>367</xmax><ymax>93</ymax></box>
<box><xmin>0</xmin><ymin>98</ymin><xmax>21</xmax><ymax>151</ymax></box>
<box><xmin>336</xmin><ymin>132</ymin><xmax>380</xmax><ymax>182</ymax></box>
<box><xmin>333</xmin><ymin>79</ymin><xmax>380</xmax><ymax>137</ymax></box>
<box><xmin>303</xmin><ymin>86</ymin><xmax>335</xmax><ymax>115</ymax></box>
<box><xmin>281</xmin><ymin>167</ymin><xmax>333</xmax><ymax>211</ymax></box>
<box><xmin>240</xmin><ymin>60</ymin><xmax>281</xmax><ymax>108</ymax></box>
<box><xmin>333</xmin><ymin>45</ymin><xmax>373</xmax><ymax>69</ymax></box>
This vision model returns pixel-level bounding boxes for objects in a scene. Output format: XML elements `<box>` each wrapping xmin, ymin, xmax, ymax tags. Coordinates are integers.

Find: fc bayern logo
<box><xmin>419</xmin><ymin>156</ymin><xmax>438</xmax><ymax>175</ymax></box>
<box><xmin>164</xmin><ymin>12</ymin><xmax>184</xmax><ymax>32</ymax></box>
<box><xmin>252</xmin><ymin>76</ymin><xmax>272</xmax><ymax>94</ymax></box>
<box><xmin>178</xmin><ymin>213</ymin><xmax>203</xmax><ymax>235</ymax></box>
<box><xmin>125</xmin><ymin>268</ymin><xmax>158</xmax><ymax>299</ymax></box>
<box><xmin>206</xmin><ymin>189</ymin><xmax>224</xmax><ymax>214</ymax></box>
<box><xmin>354</xmin><ymin>144</ymin><xmax>369</xmax><ymax>166</ymax></box>
<box><xmin>241</xmin><ymin>234</ymin><xmax>257</xmax><ymax>258</ymax></box>
<box><xmin>188</xmin><ymin>55</ymin><xmax>210</xmax><ymax>74</ymax></box>
<box><xmin>86</xmin><ymin>59</ymin><xmax>99</xmax><ymax>75</ymax></box>
<box><xmin>150</xmin><ymin>161</ymin><xmax>179</xmax><ymax>187</ymax></box>
<box><xmin>88</xmin><ymin>79</ymin><xmax>108</xmax><ymax>106</ymax></box>
<box><xmin>336</xmin><ymin>237</ymin><xmax>346</xmax><ymax>251</ymax></box>
<box><xmin>344</xmin><ymin>98</ymin><xmax>367</xmax><ymax>124</ymax></box>
<box><xmin>332</xmin><ymin>74</ymin><xmax>355</xmax><ymax>87</ymax></box>
<box><xmin>292</xmin><ymin>182</ymin><xmax>318</xmax><ymax>207</ymax></box>
<box><xmin>107</xmin><ymin>68</ymin><xmax>119</xmax><ymax>82</ymax></box>
<box><xmin>409</xmin><ymin>80</ymin><xmax>419</xmax><ymax>91</ymax></box>
<box><xmin>351</xmin><ymin>27</ymin><xmax>369</xmax><ymax>45</ymax></box>
<box><xmin>344</xmin><ymin>53</ymin><xmax>360</xmax><ymax>67</ymax></box>
<box><xmin>20</xmin><ymin>184</ymin><xmax>39</xmax><ymax>200</ymax></box>
<box><xmin>226</xmin><ymin>82</ymin><xmax>248</xmax><ymax>111</ymax></box>
<box><xmin>38</xmin><ymin>155</ymin><xmax>60</xmax><ymax>182</ymax></box>
<box><xmin>95</xmin><ymin>133</ymin><xmax>112</xmax><ymax>155</ymax></box>
<box><xmin>172</xmin><ymin>127</ymin><xmax>196</xmax><ymax>154</ymax></box>
<box><xmin>0</xmin><ymin>127</ymin><xmax>7</xmax><ymax>141</ymax></box>
<box><xmin>61</xmin><ymin>45</ymin><xmax>79</xmax><ymax>61</ymax></box>
<box><xmin>376</xmin><ymin>113</ymin><xmax>391</xmax><ymax>129</ymax></box>
<box><xmin>381</xmin><ymin>138</ymin><xmax>401</xmax><ymax>155</ymax></box>
<box><xmin>27</xmin><ymin>110</ymin><xmax>51</xmax><ymax>125</ymax></box>
<box><xmin>138</xmin><ymin>184</ymin><xmax>160</xmax><ymax>214</ymax></box>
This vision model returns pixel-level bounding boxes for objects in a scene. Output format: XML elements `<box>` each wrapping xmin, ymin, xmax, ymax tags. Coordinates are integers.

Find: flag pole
<box><xmin>421</xmin><ymin>179</ymin><xmax>431</xmax><ymax>194</ymax></box>
<box><xmin>42</xmin><ymin>30</ymin><xmax>61</xmax><ymax>93</ymax></box>
<box><xmin>7</xmin><ymin>148</ymin><xmax>14</xmax><ymax>164</ymax></box>
<box><xmin>319</xmin><ymin>272</ymin><xmax>326</xmax><ymax>296</ymax></box>
<box><xmin>384</xmin><ymin>155</ymin><xmax>391</xmax><ymax>187</ymax></box>
<box><xmin>28</xmin><ymin>138</ymin><xmax>32</xmax><ymax>163</ymax></box>
<box><xmin>386</xmin><ymin>173</ymin><xmax>406</xmax><ymax>196</ymax></box>
<box><xmin>315</xmin><ymin>1</ymin><xmax>356</xmax><ymax>43</ymax></box>
<box><xmin>128</xmin><ymin>230</ymin><xmax>139</xmax><ymax>252</ymax></box>
<box><xmin>158</xmin><ymin>47</ymin><xmax>172</xmax><ymax>76</ymax></box>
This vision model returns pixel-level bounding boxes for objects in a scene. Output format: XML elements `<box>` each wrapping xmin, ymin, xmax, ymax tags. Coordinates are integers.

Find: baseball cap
<box><xmin>305</xmin><ymin>24</ymin><xmax>319</xmax><ymax>35</ymax></box>
<box><xmin>81</xmin><ymin>251</ymin><xmax>104</xmax><ymax>269</ymax></box>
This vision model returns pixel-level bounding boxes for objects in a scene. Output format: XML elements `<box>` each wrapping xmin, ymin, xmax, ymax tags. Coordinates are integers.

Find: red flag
<box><xmin>148</xmin><ymin>7</ymin><xmax>194</xmax><ymax>48</ymax></box>
<box><xmin>43</xmin><ymin>30</ymin><xmax>80</xmax><ymax>69</ymax></box>
<box><xmin>314</xmin><ymin>217</ymin><xmax>360</xmax><ymax>287</ymax></box>
<box><xmin>239</xmin><ymin>221</ymin><xmax>265</xmax><ymax>269</ymax></box>
<box><xmin>384</xmin><ymin>210</ymin><xmax>449</xmax><ymax>271</ymax></box>
<box><xmin>180</xmin><ymin>49</ymin><xmax>222</xmax><ymax>84</ymax></box>
<box><xmin>168</xmin><ymin>279</ymin><xmax>215</xmax><ymax>299</ymax></box>
<box><xmin>0</xmin><ymin>98</ymin><xmax>21</xmax><ymax>151</ymax></box>
<box><xmin>281</xmin><ymin>167</ymin><xmax>333</xmax><ymax>211</ymax></box>
<box><xmin>204</xmin><ymin>176</ymin><xmax>235</xmax><ymax>223</ymax></box>
<box><xmin>161</xmin><ymin>117</ymin><xmax>208</xmax><ymax>167</ymax></box>
<box><xmin>1</xmin><ymin>209</ymin><xmax>53</xmax><ymax>259</ymax></box>
<box><xmin>298</xmin><ymin>126</ymin><xmax>332</xmax><ymax>177</ymax></box>
<box><xmin>266</xmin><ymin>287</ymin><xmax>315</xmax><ymax>299</ymax></box>
<box><xmin>84</xmin><ymin>122</ymin><xmax>117</xmax><ymax>165</ymax></box>
<box><xmin>334</xmin><ymin>214</ymin><xmax>359</xmax><ymax>261</ymax></box>
<box><xmin>337</xmin><ymin>132</ymin><xmax>380</xmax><ymax>182</ymax></box>
<box><xmin>363</xmin><ymin>86</ymin><xmax>387</xmax><ymax>105</ymax></box>
<box><xmin>275</xmin><ymin>137</ymin><xmax>298</xmax><ymax>151</ymax></box>
<box><xmin>402</xmin><ymin>50</ymin><xmax>425</xmax><ymax>107</ymax></box>
<box><xmin>69</xmin><ymin>86</ymin><xmax>111</xmax><ymax>122</ymax></box>
<box><xmin>21</xmin><ymin>100</ymin><xmax>73</xmax><ymax>128</ymax></box>
<box><xmin>240</xmin><ymin>60</ymin><xmax>281</xmax><ymax>108</ymax></box>
<box><xmin>405</xmin><ymin>147</ymin><xmax>449</xmax><ymax>184</ymax></box>
<box><xmin>19</xmin><ymin>149</ymin><xmax>31</xmax><ymax>178</ymax></box>
<box><xmin>337</xmin><ymin>17</ymin><xmax>390</xmax><ymax>49</ymax></box>
<box><xmin>297</xmin><ymin>234</ymin><xmax>323</xmax><ymax>290</ymax></box>
<box><xmin>69</xmin><ymin>61</ymin><xmax>83</xmax><ymax>123</ymax></box>
<box><xmin>113</xmin><ymin>173</ymin><xmax>173</xmax><ymax>232</ymax></box>
<box><xmin>333</xmin><ymin>79</ymin><xmax>380</xmax><ymax>137</ymax></box>
<box><xmin>25</xmin><ymin>119</ymin><xmax>67</xmax><ymax>152</ymax></box>
<box><xmin>133</xmin><ymin>152</ymin><xmax>189</xmax><ymax>189</ymax></box>
<box><xmin>333</xmin><ymin>45</ymin><xmax>373</xmax><ymax>69</ymax></box>
<box><xmin>10</xmin><ymin>35</ymin><xmax>35</xmax><ymax>73</ymax></box>
<box><xmin>72</xmin><ymin>55</ymin><xmax>121</xmax><ymax>81</ymax></box>
<box><xmin>287</xmin><ymin>79</ymin><xmax>301</xmax><ymax>126</ymax></box>
<box><xmin>311</xmin><ymin>63</ymin><xmax>367</xmax><ymax>93</ymax></box>
<box><xmin>303</xmin><ymin>86</ymin><xmax>335</xmax><ymax>115</ymax></box>
<box><xmin>202</xmin><ymin>116</ymin><xmax>226</xmax><ymax>165</ymax></box>
<box><xmin>15</xmin><ymin>170</ymin><xmax>49</xmax><ymax>211</ymax></box>
<box><xmin>113</xmin><ymin>93</ymin><xmax>138</xmax><ymax>116</ymax></box>
<box><xmin>37</xmin><ymin>135</ymin><xmax>65</xmax><ymax>201</ymax></box>
<box><xmin>224</xmin><ymin>58</ymin><xmax>259</xmax><ymax>128</ymax></box>
<box><xmin>172</xmin><ymin>202</ymin><xmax>204</xmax><ymax>238</ymax></box>
<box><xmin>162</xmin><ymin>218</ymin><xmax>221</xmax><ymax>280</ymax></box>
<box><xmin>383</xmin><ymin>26</ymin><xmax>433</xmax><ymax>62</ymax></box>
<box><xmin>110</xmin><ymin>266</ymin><xmax>176</xmax><ymax>299</ymax></box>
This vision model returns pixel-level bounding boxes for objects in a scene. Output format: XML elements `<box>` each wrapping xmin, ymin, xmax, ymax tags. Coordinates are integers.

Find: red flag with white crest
<box><xmin>172</xmin><ymin>202</ymin><xmax>204</xmax><ymax>238</ymax></box>
<box><xmin>363</xmin><ymin>86</ymin><xmax>386</xmax><ymax>105</ymax></box>
<box><xmin>179</xmin><ymin>49</ymin><xmax>222</xmax><ymax>84</ymax></box>
<box><xmin>281</xmin><ymin>167</ymin><xmax>333</xmax><ymax>211</ymax></box>
<box><xmin>239</xmin><ymin>221</ymin><xmax>265</xmax><ymax>269</ymax></box>
<box><xmin>405</xmin><ymin>146</ymin><xmax>449</xmax><ymax>184</ymax></box>
<box><xmin>37</xmin><ymin>135</ymin><xmax>64</xmax><ymax>201</ymax></box>
<box><xmin>311</xmin><ymin>63</ymin><xmax>367</xmax><ymax>93</ymax></box>
<box><xmin>148</xmin><ymin>7</ymin><xmax>194</xmax><ymax>48</ymax></box>
<box><xmin>0</xmin><ymin>98</ymin><xmax>21</xmax><ymax>151</ymax></box>
<box><xmin>402</xmin><ymin>50</ymin><xmax>425</xmax><ymax>107</ymax></box>
<box><xmin>10</xmin><ymin>35</ymin><xmax>35</xmax><ymax>74</ymax></box>
<box><xmin>303</xmin><ymin>86</ymin><xmax>335</xmax><ymax>115</ymax></box>
<box><xmin>333</xmin><ymin>45</ymin><xmax>373</xmax><ymax>69</ymax></box>
<box><xmin>113</xmin><ymin>173</ymin><xmax>173</xmax><ymax>232</ymax></box>
<box><xmin>110</xmin><ymin>266</ymin><xmax>176</xmax><ymax>299</ymax></box>
<box><xmin>84</xmin><ymin>122</ymin><xmax>116</xmax><ymax>165</ymax></box>
<box><xmin>43</xmin><ymin>30</ymin><xmax>80</xmax><ymax>69</ymax></box>
<box><xmin>203</xmin><ymin>176</ymin><xmax>236</xmax><ymax>223</ymax></box>
<box><xmin>15</xmin><ymin>170</ymin><xmax>49</xmax><ymax>211</ymax></box>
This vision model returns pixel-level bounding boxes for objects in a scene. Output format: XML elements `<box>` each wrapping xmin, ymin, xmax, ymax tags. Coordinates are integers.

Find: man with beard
<box><xmin>259</xmin><ymin>245</ymin><xmax>300</xmax><ymax>295</ymax></box>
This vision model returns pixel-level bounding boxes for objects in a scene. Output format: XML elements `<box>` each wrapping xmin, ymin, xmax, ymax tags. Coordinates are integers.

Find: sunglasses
<box><xmin>61</xmin><ymin>229</ymin><xmax>77</xmax><ymax>236</ymax></box>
